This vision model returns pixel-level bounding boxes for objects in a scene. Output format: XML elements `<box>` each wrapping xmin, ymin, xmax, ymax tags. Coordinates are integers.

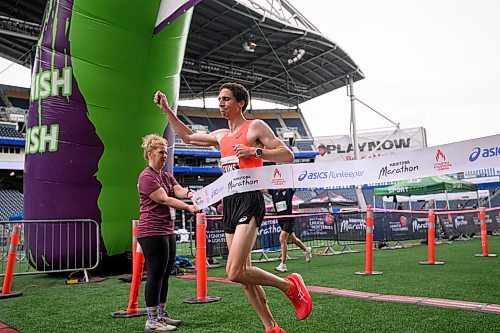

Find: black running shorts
<box><xmin>278</xmin><ymin>217</ymin><xmax>295</xmax><ymax>234</ymax></box>
<box><xmin>222</xmin><ymin>191</ymin><xmax>266</xmax><ymax>234</ymax></box>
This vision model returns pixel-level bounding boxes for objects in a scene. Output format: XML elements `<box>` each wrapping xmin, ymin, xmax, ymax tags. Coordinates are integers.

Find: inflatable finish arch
<box><xmin>24</xmin><ymin>0</ymin><xmax>199</xmax><ymax>270</ymax></box>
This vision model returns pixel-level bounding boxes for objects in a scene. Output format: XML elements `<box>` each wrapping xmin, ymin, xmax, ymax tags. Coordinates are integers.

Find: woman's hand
<box><xmin>187</xmin><ymin>205</ymin><xmax>200</xmax><ymax>214</ymax></box>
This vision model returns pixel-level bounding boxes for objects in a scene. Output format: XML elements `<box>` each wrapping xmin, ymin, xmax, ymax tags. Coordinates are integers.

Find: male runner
<box><xmin>154</xmin><ymin>83</ymin><xmax>312</xmax><ymax>332</ymax></box>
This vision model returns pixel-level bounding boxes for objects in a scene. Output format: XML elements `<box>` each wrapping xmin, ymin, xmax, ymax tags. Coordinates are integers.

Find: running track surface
<box><xmin>177</xmin><ymin>275</ymin><xmax>500</xmax><ymax>315</ymax></box>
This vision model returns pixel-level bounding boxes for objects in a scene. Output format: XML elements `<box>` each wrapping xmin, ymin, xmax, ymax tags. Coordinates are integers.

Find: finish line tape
<box><xmin>192</xmin><ymin>134</ymin><xmax>499</xmax><ymax>209</ymax></box>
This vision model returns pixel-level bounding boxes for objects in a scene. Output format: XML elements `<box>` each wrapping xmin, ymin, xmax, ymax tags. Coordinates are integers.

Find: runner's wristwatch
<box><xmin>255</xmin><ymin>148</ymin><xmax>263</xmax><ymax>158</ymax></box>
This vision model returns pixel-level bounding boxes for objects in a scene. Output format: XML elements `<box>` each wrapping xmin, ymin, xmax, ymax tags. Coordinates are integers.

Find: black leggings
<box><xmin>137</xmin><ymin>234</ymin><xmax>177</xmax><ymax>307</ymax></box>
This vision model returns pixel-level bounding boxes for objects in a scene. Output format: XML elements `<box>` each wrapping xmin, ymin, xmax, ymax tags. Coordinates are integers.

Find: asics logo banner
<box><xmin>297</xmin><ymin>170</ymin><xmax>364</xmax><ymax>182</ymax></box>
<box><xmin>468</xmin><ymin>146</ymin><xmax>500</xmax><ymax>162</ymax></box>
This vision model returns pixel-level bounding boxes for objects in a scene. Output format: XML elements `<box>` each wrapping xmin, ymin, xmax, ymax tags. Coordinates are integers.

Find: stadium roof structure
<box><xmin>0</xmin><ymin>0</ymin><xmax>364</xmax><ymax>106</ymax></box>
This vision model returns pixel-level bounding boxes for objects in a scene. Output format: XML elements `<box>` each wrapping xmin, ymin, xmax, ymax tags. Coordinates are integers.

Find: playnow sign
<box><xmin>314</xmin><ymin>127</ymin><xmax>427</xmax><ymax>162</ymax></box>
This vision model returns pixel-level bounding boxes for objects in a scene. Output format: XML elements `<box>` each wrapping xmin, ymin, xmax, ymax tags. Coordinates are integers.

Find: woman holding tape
<box><xmin>138</xmin><ymin>134</ymin><xmax>199</xmax><ymax>332</ymax></box>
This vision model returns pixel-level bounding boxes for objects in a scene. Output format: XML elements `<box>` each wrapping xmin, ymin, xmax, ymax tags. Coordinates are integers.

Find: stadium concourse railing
<box><xmin>0</xmin><ymin>219</ymin><xmax>100</xmax><ymax>281</ymax></box>
<box><xmin>177</xmin><ymin>207</ymin><xmax>500</xmax><ymax>262</ymax></box>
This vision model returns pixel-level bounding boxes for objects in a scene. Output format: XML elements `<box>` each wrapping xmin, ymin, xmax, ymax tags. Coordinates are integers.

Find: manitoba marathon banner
<box><xmin>193</xmin><ymin>134</ymin><xmax>499</xmax><ymax>209</ymax></box>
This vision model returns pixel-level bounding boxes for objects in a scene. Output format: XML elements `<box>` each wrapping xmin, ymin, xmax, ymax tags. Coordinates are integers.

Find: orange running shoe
<box><xmin>265</xmin><ymin>323</ymin><xmax>286</xmax><ymax>333</ymax></box>
<box><xmin>284</xmin><ymin>273</ymin><xmax>312</xmax><ymax>320</ymax></box>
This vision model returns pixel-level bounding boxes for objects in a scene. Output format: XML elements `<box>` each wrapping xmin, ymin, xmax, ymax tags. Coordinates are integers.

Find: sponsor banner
<box><xmin>292</xmin><ymin>162</ymin><xmax>366</xmax><ymax>188</ymax></box>
<box><xmin>441</xmin><ymin>211</ymin><xmax>498</xmax><ymax>234</ymax></box>
<box><xmin>410</xmin><ymin>217</ymin><xmax>429</xmax><ymax>239</ymax></box>
<box><xmin>192</xmin><ymin>134</ymin><xmax>499</xmax><ymax>209</ymax></box>
<box><xmin>495</xmin><ymin>211</ymin><xmax>500</xmax><ymax>230</ymax></box>
<box><xmin>296</xmin><ymin>214</ymin><xmax>335</xmax><ymax>241</ymax></box>
<box><xmin>192</xmin><ymin>175</ymin><xmax>226</xmax><ymax>209</ymax></box>
<box><xmin>226</xmin><ymin>165</ymin><xmax>294</xmax><ymax>195</ymax></box>
<box><xmin>335</xmin><ymin>213</ymin><xmax>366</xmax><ymax>241</ymax></box>
<box><xmin>381</xmin><ymin>213</ymin><xmax>411</xmax><ymax>241</ymax></box>
<box><xmin>314</xmin><ymin>127</ymin><xmax>427</xmax><ymax>162</ymax></box>
<box><xmin>451</xmin><ymin>213</ymin><xmax>477</xmax><ymax>234</ymax></box>
<box><xmin>205</xmin><ymin>217</ymin><xmax>227</xmax><ymax>257</ymax></box>
<box><xmin>256</xmin><ymin>218</ymin><xmax>281</xmax><ymax>250</ymax></box>
<box><xmin>438</xmin><ymin>215</ymin><xmax>461</xmax><ymax>239</ymax></box>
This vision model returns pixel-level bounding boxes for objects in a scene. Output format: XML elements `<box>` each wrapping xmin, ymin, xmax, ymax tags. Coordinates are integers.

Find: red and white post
<box><xmin>356</xmin><ymin>206</ymin><xmax>382</xmax><ymax>276</ymax></box>
<box><xmin>184</xmin><ymin>213</ymin><xmax>220</xmax><ymax>304</ymax></box>
<box><xmin>475</xmin><ymin>207</ymin><xmax>497</xmax><ymax>257</ymax></box>
<box><xmin>1</xmin><ymin>224</ymin><xmax>23</xmax><ymax>299</ymax></box>
<box><xmin>420</xmin><ymin>209</ymin><xmax>444</xmax><ymax>265</ymax></box>
<box><xmin>111</xmin><ymin>220</ymin><xmax>147</xmax><ymax>317</ymax></box>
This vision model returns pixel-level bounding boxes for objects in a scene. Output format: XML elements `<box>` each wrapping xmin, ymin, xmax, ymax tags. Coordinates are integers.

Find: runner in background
<box><xmin>268</xmin><ymin>188</ymin><xmax>312</xmax><ymax>273</ymax></box>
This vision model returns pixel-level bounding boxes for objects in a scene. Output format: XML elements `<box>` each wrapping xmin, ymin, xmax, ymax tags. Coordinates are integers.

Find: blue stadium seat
<box><xmin>283</xmin><ymin>118</ymin><xmax>307</xmax><ymax>138</ymax></box>
<box><xmin>189</xmin><ymin>116</ymin><xmax>227</xmax><ymax>132</ymax></box>
<box><xmin>0</xmin><ymin>189</ymin><xmax>24</xmax><ymax>221</ymax></box>
<box><xmin>8</xmin><ymin>97</ymin><xmax>29</xmax><ymax>109</ymax></box>
<box><xmin>0</xmin><ymin>126</ymin><xmax>23</xmax><ymax>139</ymax></box>
<box><xmin>295</xmin><ymin>139</ymin><xmax>314</xmax><ymax>151</ymax></box>
<box><xmin>295</xmin><ymin>190</ymin><xmax>317</xmax><ymax>202</ymax></box>
<box><xmin>261</xmin><ymin>119</ymin><xmax>281</xmax><ymax>135</ymax></box>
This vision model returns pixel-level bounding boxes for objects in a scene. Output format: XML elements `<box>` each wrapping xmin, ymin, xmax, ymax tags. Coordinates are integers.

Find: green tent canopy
<box><xmin>373</xmin><ymin>175</ymin><xmax>478</xmax><ymax>197</ymax></box>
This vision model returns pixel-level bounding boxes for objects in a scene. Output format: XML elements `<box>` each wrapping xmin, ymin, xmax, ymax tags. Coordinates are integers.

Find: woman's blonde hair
<box><xmin>141</xmin><ymin>134</ymin><xmax>168</xmax><ymax>160</ymax></box>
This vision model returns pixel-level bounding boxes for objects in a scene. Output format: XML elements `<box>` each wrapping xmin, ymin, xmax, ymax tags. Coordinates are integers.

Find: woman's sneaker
<box><xmin>158</xmin><ymin>315</ymin><xmax>182</xmax><ymax>327</ymax></box>
<box><xmin>144</xmin><ymin>318</ymin><xmax>176</xmax><ymax>332</ymax></box>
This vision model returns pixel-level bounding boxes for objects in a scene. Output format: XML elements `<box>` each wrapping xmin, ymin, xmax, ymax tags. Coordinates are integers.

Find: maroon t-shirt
<box><xmin>137</xmin><ymin>166</ymin><xmax>179</xmax><ymax>238</ymax></box>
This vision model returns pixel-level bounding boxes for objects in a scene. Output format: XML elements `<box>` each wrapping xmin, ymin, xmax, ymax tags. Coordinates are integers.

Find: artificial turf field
<box><xmin>1</xmin><ymin>237</ymin><xmax>499</xmax><ymax>332</ymax></box>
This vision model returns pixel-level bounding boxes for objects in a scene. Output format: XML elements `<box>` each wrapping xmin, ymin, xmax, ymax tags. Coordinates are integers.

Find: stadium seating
<box><xmin>294</xmin><ymin>139</ymin><xmax>314</xmax><ymax>151</ymax></box>
<box><xmin>362</xmin><ymin>188</ymin><xmax>384</xmax><ymax>208</ymax></box>
<box><xmin>322</xmin><ymin>187</ymin><xmax>357</xmax><ymax>201</ymax></box>
<box><xmin>0</xmin><ymin>125</ymin><xmax>23</xmax><ymax>139</ymax></box>
<box><xmin>9</xmin><ymin>97</ymin><xmax>29</xmax><ymax>109</ymax></box>
<box><xmin>174</xmin><ymin>143</ymin><xmax>217</xmax><ymax>152</ymax></box>
<box><xmin>0</xmin><ymin>189</ymin><xmax>24</xmax><ymax>220</ymax></box>
<box><xmin>283</xmin><ymin>118</ymin><xmax>307</xmax><ymax>138</ymax></box>
<box><xmin>261</xmin><ymin>118</ymin><xmax>282</xmax><ymax>134</ymax></box>
<box><xmin>188</xmin><ymin>116</ymin><xmax>228</xmax><ymax>132</ymax></box>
<box><xmin>490</xmin><ymin>193</ymin><xmax>500</xmax><ymax>207</ymax></box>
<box><xmin>295</xmin><ymin>189</ymin><xmax>317</xmax><ymax>202</ymax></box>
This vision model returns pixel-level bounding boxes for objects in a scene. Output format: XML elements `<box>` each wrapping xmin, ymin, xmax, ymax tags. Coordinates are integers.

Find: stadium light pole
<box><xmin>348</xmin><ymin>76</ymin><xmax>360</xmax><ymax>160</ymax></box>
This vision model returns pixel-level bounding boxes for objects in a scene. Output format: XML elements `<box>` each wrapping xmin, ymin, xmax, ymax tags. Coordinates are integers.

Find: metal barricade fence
<box><xmin>0</xmin><ymin>219</ymin><xmax>100</xmax><ymax>278</ymax></box>
<box><xmin>333</xmin><ymin>211</ymin><xmax>365</xmax><ymax>253</ymax></box>
<box><xmin>177</xmin><ymin>207</ymin><xmax>500</xmax><ymax>263</ymax></box>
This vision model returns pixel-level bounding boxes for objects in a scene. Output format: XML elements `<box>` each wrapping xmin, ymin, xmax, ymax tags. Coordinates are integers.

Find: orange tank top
<box><xmin>220</xmin><ymin>120</ymin><xmax>263</xmax><ymax>173</ymax></box>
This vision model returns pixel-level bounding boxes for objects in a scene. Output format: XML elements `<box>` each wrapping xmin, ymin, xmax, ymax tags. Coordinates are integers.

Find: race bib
<box><xmin>275</xmin><ymin>201</ymin><xmax>287</xmax><ymax>212</ymax></box>
<box><xmin>221</xmin><ymin>155</ymin><xmax>240</xmax><ymax>173</ymax></box>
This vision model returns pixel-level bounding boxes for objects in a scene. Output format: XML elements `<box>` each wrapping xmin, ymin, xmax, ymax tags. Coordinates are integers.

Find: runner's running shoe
<box><xmin>275</xmin><ymin>263</ymin><xmax>287</xmax><ymax>272</ymax></box>
<box><xmin>265</xmin><ymin>323</ymin><xmax>286</xmax><ymax>333</ymax></box>
<box><xmin>305</xmin><ymin>247</ymin><xmax>312</xmax><ymax>263</ymax></box>
<box><xmin>285</xmin><ymin>273</ymin><xmax>312</xmax><ymax>320</ymax></box>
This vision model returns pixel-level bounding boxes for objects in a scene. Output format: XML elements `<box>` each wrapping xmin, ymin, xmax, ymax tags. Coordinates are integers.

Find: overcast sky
<box><xmin>0</xmin><ymin>0</ymin><xmax>499</xmax><ymax>147</ymax></box>
<box><xmin>292</xmin><ymin>0</ymin><xmax>500</xmax><ymax>147</ymax></box>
